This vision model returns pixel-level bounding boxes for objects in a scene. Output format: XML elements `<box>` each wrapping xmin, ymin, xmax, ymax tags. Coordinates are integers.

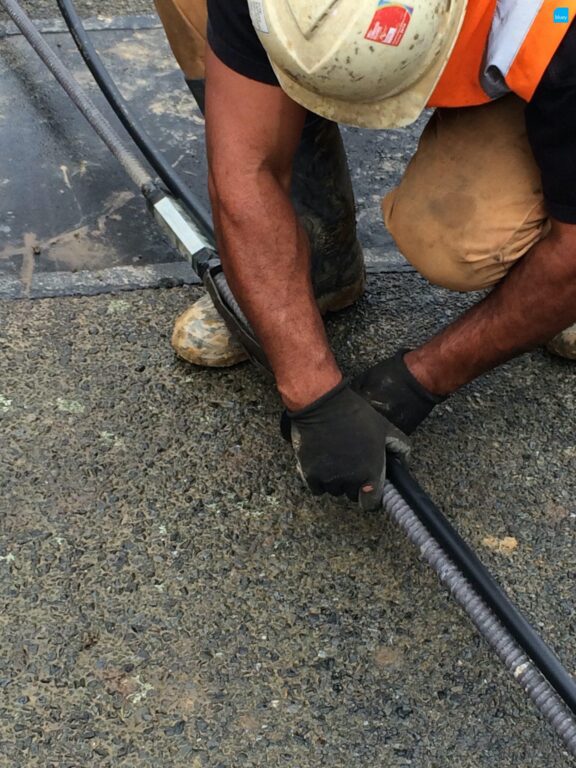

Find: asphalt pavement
<box><xmin>1</xmin><ymin>3</ymin><xmax>575</xmax><ymax>767</ymax></box>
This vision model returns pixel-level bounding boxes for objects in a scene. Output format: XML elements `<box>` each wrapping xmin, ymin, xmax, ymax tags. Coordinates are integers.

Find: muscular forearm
<box><xmin>406</xmin><ymin>221</ymin><xmax>576</xmax><ymax>395</ymax></box>
<box><xmin>210</xmin><ymin>170</ymin><xmax>342</xmax><ymax>409</ymax></box>
<box><xmin>204</xmin><ymin>47</ymin><xmax>341</xmax><ymax>410</ymax></box>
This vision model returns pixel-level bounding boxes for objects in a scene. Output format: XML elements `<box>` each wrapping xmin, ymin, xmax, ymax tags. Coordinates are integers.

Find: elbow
<box><xmin>208</xmin><ymin>166</ymin><xmax>255</xmax><ymax>229</ymax></box>
<box><xmin>208</xmin><ymin>155</ymin><xmax>291</xmax><ymax>229</ymax></box>
<box><xmin>544</xmin><ymin>222</ymin><xmax>576</xmax><ymax>283</ymax></box>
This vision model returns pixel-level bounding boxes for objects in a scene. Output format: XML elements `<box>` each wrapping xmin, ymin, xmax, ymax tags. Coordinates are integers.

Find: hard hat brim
<box><xmin>271</xmin><ymin>0</ymin><xmax>468</xmax><ymax>129</ymax></box>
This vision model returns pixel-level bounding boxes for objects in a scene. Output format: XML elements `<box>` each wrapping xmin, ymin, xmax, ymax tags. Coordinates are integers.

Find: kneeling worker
<box><xmin>155</xmin><ymin>0</ymin><xmax>576</xmax><ymax>509</ymax></box>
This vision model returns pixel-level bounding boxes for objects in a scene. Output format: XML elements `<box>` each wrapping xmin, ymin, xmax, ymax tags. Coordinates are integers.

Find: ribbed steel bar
<box><xmin>382</xmin><ymin>480</ymin><xmax>576</xmax><ymax>757</ymax></box>
<box><xmin>388</xmin><ymin>455</ymin><xmax>576</xmax><ymax>716</ymax></box>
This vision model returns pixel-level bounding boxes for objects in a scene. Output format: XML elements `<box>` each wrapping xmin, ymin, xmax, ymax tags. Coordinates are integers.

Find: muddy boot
<box><xmin>171</xmin><ymin>293</ymin><xmax>248</xmax><ymax>367</ymax></box>
<box><xmin>172</xmin><ymin>83</ymin><xmax>364</xmax><ymax>367</ymax></box>
<box><xmin>546</xmin><ymin>324</ymin><xmax>576</xmax><ymax>360</ymax></box>
<box><xmin>293</xmin><ymin>112</ymin><xmax>365</xmax><ymax>313</ymax></box>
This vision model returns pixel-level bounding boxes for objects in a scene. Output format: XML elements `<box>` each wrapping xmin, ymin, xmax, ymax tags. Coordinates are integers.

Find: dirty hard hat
<box><xmin>247</xmin><ymin>0</ymin><xmax>467</xmax><ymax>128</ymax></box>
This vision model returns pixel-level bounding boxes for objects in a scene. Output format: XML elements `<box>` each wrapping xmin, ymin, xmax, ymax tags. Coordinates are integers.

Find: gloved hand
<box><xmin>351</xmin><ymin>350</ymin><xmax>446</xmax><ymax>435</ymax></box>
<box><xmin>282</xmin><ymin>380</ymin><xmax>410</xmax><ymax>510</ymax></box>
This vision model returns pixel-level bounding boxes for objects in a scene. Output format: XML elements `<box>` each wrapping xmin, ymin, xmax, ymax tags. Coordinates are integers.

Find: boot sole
<box><xmin>173</xmin><ymin>272</ymin><xmax>366</xmax><ymax>368</ymax></box>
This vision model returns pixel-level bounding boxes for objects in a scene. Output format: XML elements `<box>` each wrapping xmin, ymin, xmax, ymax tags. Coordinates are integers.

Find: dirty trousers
<box><xmin>155</xmin><ymin>0</ymin><xmax>547</xmax><ymax>293</ymax></box>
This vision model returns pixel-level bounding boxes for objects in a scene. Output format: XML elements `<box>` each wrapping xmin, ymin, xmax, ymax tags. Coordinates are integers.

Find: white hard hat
<box><xmin>247</xmin><ymin>0</ymin><xmax>467</xmax><ymax>128</ymax></box>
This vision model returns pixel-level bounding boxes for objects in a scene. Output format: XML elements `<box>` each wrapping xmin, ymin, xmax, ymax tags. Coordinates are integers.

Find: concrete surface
<box><xmin>1</xmin><ymin>278</ymin><xmax>575</xmax><ymax>767</ymax></box>
<box><xmin>1</xmin><ymin>4</ymin><xmax>575</xmax><ymax>768</ymax></box>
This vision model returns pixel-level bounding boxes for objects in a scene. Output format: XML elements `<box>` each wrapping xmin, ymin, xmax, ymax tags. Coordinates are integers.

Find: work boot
<box><xmin>172</xmin><ymin>83</ymin><xmax>364</xmax><ymax>367</ymax></box>
<box><xmin>546</xmin><ymin>324</ymin><xmax>576</xmax><ymax>360</ymax></box>
<box><xmin>293</xmin><ymin>112</ymin><xmax>365</xmax><ymax>313</ymax></box>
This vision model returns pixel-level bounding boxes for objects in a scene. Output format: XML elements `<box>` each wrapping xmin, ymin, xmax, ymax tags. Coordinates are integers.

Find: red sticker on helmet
<box><xmin>365</xmin><ymin>2</ymin><xmax>413</xmax><ymax>47</ymax></box>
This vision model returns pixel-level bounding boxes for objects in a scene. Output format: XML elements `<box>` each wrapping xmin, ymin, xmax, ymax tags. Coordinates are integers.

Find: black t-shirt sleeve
<box><xmin>526</xmin><ymin>19</ymin><xmax>576</xmax><ymax>223</ymax></box>
<box><xmin>207</xmin><ymin>0</ymin><xmax>279</xmax><ymax>86</ymax></box>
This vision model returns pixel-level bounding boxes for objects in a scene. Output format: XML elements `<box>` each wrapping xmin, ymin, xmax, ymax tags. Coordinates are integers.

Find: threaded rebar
<box><xmin>383</xmin><ymin>482</ymin><xmax>576</xmax><ymax>757</ymax></box>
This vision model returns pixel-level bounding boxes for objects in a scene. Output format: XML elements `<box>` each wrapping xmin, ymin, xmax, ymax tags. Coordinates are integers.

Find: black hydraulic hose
<box><xmin>51</xmin><ymin>7</ymin><xmax>575</xmax><ymax>682</ymax></box>
<box><xmin>383</xmin><ymin>481</ymin><xmax>576</xmax><ymax>756</ymax></box>
<box><xmin>55</xmin><ymin>0</ymin><xmax>214</xmax><ymax>244</ymax></box>
<box><xmin>388</xmin><ymin>455</ymin><xmax>576</xmax><ymax>717</ymax></box>
<box><xmin>0</xmin><ymin>0</ymin><xmax>152</xmax><ymax>191</ymax></box>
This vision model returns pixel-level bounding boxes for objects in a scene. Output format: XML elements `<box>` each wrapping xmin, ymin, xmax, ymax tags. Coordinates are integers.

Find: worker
<box><xmin>155</xmin><ymin>0</ymin><xmax>576</xmax><ymax>509</ymax></box>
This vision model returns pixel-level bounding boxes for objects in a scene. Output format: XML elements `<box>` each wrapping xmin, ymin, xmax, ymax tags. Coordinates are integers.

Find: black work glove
<box><xmin>351</xmin><ymin>349</ymin><xmax>446</xmax><ymax>435</ymax></box>
<box><xmin>282</xmin><ymin>381</ymin><xmax>410</xmax><ymax>510</ymax></box>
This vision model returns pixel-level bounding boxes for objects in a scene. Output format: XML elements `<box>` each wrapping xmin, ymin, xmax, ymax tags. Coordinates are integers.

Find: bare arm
<box><xmin>406</xmin><ymin>220</ymin><xmax>576</xmax><ymax>394</ymax></box>
<box><xmin>205</xmin><ymin>47</ymin><xmax>342</xmax><ymax>409</ymax></box>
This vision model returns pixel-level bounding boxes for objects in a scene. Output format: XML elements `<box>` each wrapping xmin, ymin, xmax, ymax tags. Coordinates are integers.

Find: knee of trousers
<box><xmin>155</xmin><ymin>0</ymin><xmax>208</xmax><ymax>80</ymax></box>
<box><xmin>382</xmin><ymin>188</ymin><xmax>549</xmax><ymax>293</ymax></box>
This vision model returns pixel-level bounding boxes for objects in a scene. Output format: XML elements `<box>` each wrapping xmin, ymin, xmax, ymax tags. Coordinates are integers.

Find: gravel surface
<box><xmin>1</xmin><ymin>279</ymin><xmax>575</xmax><ymax>767</ymax></box>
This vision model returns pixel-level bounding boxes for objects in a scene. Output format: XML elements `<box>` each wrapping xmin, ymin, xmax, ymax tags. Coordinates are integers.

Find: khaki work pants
<box><xmin>156</xmin><ymin>0</ymin><xmax>548</xmax><ymax>293</ymax></box>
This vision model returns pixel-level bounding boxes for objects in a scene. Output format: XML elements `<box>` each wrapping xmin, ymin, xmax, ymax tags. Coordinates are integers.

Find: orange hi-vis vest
<box><xmin>429</xmin><ymin>0</ymin><xmax>576</xmax><ymax>108</ymax></box>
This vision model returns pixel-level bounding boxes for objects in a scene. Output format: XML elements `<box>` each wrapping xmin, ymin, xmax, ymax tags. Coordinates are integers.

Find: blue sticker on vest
<box><xmin>554</xmin><ymin>7</ymin><xmax>570</xmax><ymax>23</ymax></box>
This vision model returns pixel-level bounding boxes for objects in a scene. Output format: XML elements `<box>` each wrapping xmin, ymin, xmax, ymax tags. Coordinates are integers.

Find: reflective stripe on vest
<box><xmin>429</xmin><ymin>0</ymin><xmax>576</xmax><ymax>108</ymax></box>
